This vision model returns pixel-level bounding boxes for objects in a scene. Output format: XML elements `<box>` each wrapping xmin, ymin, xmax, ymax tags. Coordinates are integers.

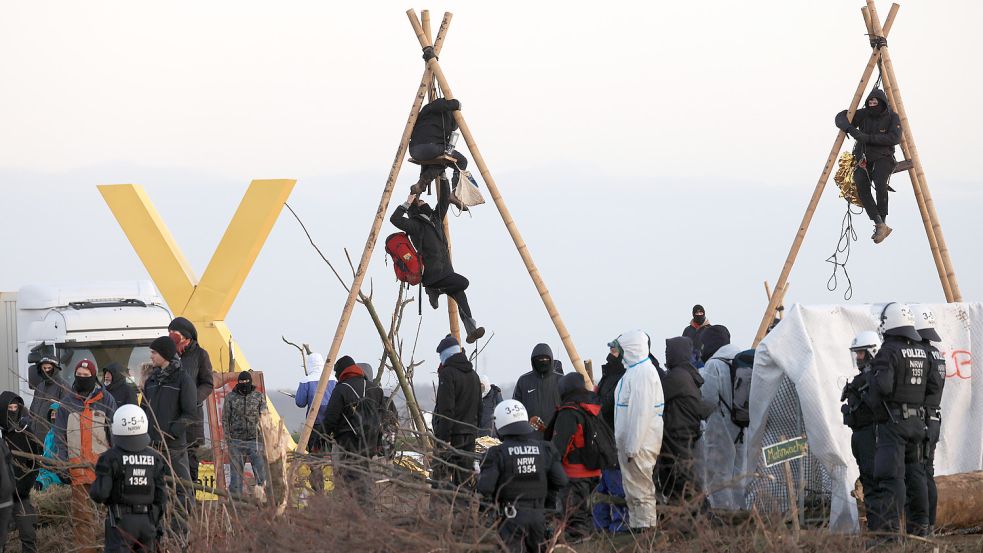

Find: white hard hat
<box><xmin>878</xmin><ymin>302</ymin><xmax>922</xmax><ymax>342</ymax></box>
<box><xmin>112</xmin><ymin>404</ymin><xmax>151</xmax><ymax>452</ymax></box>
<box><xmin>494</xmin><ymin>399</ymin><xmax>534</xmax><ymax>436</ymax></box>
<box><xmin>850</xmin><ymin>330</ymin><xmax>881</xmax><ymax>358</ymax></box>
<box><xmin>912</xmin><ymin>306</ymin><xmax>942</xmax><ymax>342</ymax></box>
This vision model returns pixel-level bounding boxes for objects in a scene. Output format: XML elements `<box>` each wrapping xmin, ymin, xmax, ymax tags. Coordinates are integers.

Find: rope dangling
<box><xmin>826</xmin><ymin>201</ymin><xmax>864</xmax><ymax>301</ymax></box>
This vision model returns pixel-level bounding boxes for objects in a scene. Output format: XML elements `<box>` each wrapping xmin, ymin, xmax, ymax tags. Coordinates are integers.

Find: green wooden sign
<box><xmin>762</xmin><ymin>436</ymin><xmax>808</xmax><ymax>468</ymax></box>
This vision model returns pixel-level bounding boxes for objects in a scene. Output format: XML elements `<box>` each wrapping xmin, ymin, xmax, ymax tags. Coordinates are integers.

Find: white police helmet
<box><xmin>912</xmin><ymin>305</ymin><xmax>942</xmax><ymax>342</ymax></box>
<box><xmin>494</xmin><ymin>399</ymin><xmax>534</xmax><ymax>436</ymax></box>
<box><xmin>112</xmin><ymin>404</ymin><xmax>151</xmax><ymax>452</ymax></box>
<box><xmin>878</xmin><ymin>302</ymin><xmax>922</xmax><ymax>341</ymax></box>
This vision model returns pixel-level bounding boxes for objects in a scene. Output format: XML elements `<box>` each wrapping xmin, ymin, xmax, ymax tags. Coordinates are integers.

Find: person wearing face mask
<box><xmin>513</xmin><ymin>344</ymin><xmax>562</xmax><ymax>440</ymax></box>
<box><xmin>53</xmin><ymin>359</ymin><xmax>117</xmax><ymax>546</ymax></box>
<box><xmin>167</xmin><ymin>317</ymin><xmax>214</xmax><ymax>485</ymax></box>
<box><xmin>221</xmin><ymin>371</ymin><xmax>267</xmax><ymax>497</ymax></box>
<box><xmin>141</xmin><ymin>336</ymin><xmax>196</xmax><ymax>543</ymax></box>
<box><xmin>390</xmin><ymin>183</ymin><xmax>486</xmax><ymax>344</ymax></box>
<box><xmin>478</xmin><ymin>374</ymin><xmax>503</xmax><ymax>438</ymax></box>
<box><xmin>835</xmin><ymin>88</ymin><xmax>903</xmax><ymax>243</ymax></box>
<box><xmin>27</xmin><ymin>355</ymin><xmax>68</xmax><ymax>440</ymax></box>
<box><xmin>840</xmin><ymin>331</ymin><xmax>880</xmax><ymax>531</ymax></box>
<box><xmin>431</xmin><ymin>335</ymin><xmax>481</xmax><ymax>499</ymax></box>
<box><xmin>101</xmin><ymin>362</ymin><xmax>138</xmax><ymax>407</ymax></box>
<box><xmin>0</xmin><ymin>392</ymin><xmax>43</xmax><ymax>553</ymax></box>
<box><xmin>595</xmin><ymin>339</ymin><xmax>626</xmax><ymax>433</ymax></box>
<box><xmin>682</xmin><ymin>305</ymin><xmax>711</xmax><ymax>368</ymax></box>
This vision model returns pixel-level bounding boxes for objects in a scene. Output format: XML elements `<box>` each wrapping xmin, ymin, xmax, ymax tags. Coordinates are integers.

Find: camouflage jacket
<box><xmin>222</xmin><ymin>388</ymin><xmax>266</xmax><ymax>441</ymax></box>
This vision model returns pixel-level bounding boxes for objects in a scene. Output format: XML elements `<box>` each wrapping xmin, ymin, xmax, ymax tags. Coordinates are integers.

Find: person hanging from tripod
<box><xmin>834</xmin><ymin>88</ymin><xmax>902</xmax><ymax>244</ymax></box>
<box><xmin>390</xmin><ymin>179</ymin><xmax>486</xmax><ymax>344</ymax></box>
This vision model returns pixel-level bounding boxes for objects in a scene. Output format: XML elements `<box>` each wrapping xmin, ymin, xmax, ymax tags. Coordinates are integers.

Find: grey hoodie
<box><xmin>512</xmin><ymin>343</ymin><xmax>561</xmax><ymax>439</ymax></box>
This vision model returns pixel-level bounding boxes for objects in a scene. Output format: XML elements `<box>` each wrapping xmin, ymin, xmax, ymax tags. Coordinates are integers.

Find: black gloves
<box><xmin>847</xmin><ymin>127</ymin><xmax>867</xmax><ymax>142</ymax></box>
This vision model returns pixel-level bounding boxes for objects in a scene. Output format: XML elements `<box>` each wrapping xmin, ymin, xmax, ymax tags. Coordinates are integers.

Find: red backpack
<box><xmin>385</xmin><ymin>232</ymin><xmax>423</xmax><ymax>285</ymax></box>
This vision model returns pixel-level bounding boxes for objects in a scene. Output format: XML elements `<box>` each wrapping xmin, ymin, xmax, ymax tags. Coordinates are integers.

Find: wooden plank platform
<box><xmin>408</xmin><ymin>154</ymin><xmax>457</xmax><ymax>166</ymax></box>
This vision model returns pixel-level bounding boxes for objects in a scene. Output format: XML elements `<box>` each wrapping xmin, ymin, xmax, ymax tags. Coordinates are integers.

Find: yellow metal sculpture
<box><xmin>98</xmin><ymin>180</ymin><xmax>296</xmax><ymax>442</ymax></box>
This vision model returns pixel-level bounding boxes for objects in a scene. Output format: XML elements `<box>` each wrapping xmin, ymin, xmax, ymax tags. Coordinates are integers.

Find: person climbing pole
<box><xmin>834</xmin><ymin>89</ymin><xmax>902</xmax><ymax>244</ymax></box>
<box><xmin>390</xmin><ymin>180</ymin><xmax>486</xmax><ymax>344</ymax></box>
<box><xmin>409</xmin><ymin>97</ymin><xmax>468</xmax><ymax>199</ymax></box>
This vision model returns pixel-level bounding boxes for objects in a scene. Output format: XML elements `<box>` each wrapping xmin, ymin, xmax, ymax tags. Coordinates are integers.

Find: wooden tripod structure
<box><xmin>297</xmin><ymin>10</ymin><xmax>587</xmax><ymax>451</ymax></box>
<box><xmin>753</xmin><ymin>1</ymin><xmax>963</xmax><ymax>347</ymax></box>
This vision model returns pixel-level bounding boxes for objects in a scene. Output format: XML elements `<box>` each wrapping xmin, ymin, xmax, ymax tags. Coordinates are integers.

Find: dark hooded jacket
<box><xmin>410</xmin><ymin>98</ymin><xmax>461</xmax><ymax>149</ymax></box>
<box><xmin>663</xmin><ymin>337</ymin><xmax>715</xmax><ymax>440</ymax></box>
<box><xmin>102</xmin><ymin>363</ymin><xmax>138</xmax><ymax>407</ymax></box>
<box><xmin>390</xmin><ymin>177</ymin><xmax>454</xmax><ymax>286</ymax></box>
<box><xmin>546</xmin><ymin>373</ymin><xmax>603</xmax><ymax>479</ymax></box>
<box><xmin>0</xmin><ymin>392</ymin><xmax>43</xmax><ymax>499</ymax></box>
<box><xmin>835</xmin><ymin>88</ymin><xmax>902</xmax><ymax>161</ymax></box>
<box><xmin>321</xmin><ymin>364</ymin><xmax>385</xmax><ymax>450</ymax></box>
<box><xmin>595</xmin><ymin>353</ymin><xmax>626</xmax><ymax>432</ymax></box>
<box><xmin>141</xmin><ymin>359</ymin><xmax>197</xmax><ymax>447</ymax></box>
<box><xmin>479</xmin><ymin>384</ymin><xmax>504</xmax><ymax>438</ymax></box>
<box><xmin>178</xmin><ymin>340</ymin><xmax>215</xmax><ymax>445</ymax></box>
<box><xmin>512</xmin><ymin>343</ymin><xmax>562</xmax><ymax>439</ymax></box>
<box><xmin>434</xmin><ymin>352</ymin><xmax>481</xmax><ymax>441</ymax></box>
<box><xmin>28</xmin><ymin>363</ymin><xmax>68</xmax><ymax>439</ymax></box>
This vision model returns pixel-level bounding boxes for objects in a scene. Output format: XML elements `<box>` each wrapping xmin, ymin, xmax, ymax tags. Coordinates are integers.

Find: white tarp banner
<box><xmin>747</xmin><ymin>303</ymin><xmax>979</xmax><ymax>532</ymax></box>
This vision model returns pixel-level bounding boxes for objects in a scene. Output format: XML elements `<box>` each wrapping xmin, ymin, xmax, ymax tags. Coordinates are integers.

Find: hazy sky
<box><xmin>2</xmin><ymin>1</ymin><xmax>981</xmax><ymax>399</ymax></box>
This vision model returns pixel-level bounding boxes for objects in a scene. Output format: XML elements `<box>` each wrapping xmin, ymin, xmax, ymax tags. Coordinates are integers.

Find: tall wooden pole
<box><xmin>861</xmin><ymin>5</ymin><xmax>953</xmax><ymax>303</ymax></box>
<box><xmin>752</xmin><ymin>7</ymin><xmax>899</xmax><ymax>347</ymax></box>
<box><xmin>866</xmin><ymin>0</ymin><xmax>962</xmax><ymax>302</ymax></box>
<box><xmin>406</xmin><ymin>10</ymin><xmax>591</xmax><ymax>385</ymax></box>
<box><xmin>421</xmin><ymin>11</ymin><xmax>463</xmax><ymax>344</ymax></box>
<box><xmin>295</xmin><ymin>13</ymin><xmax>453</xmax><ymax>453</ymax></box>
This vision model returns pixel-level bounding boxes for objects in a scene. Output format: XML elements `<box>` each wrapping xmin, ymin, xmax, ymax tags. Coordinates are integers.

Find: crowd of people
<box><xmin>0</xmin><ymin>317</ymin><xmax>275</xmax><ymax>552</ymax></box>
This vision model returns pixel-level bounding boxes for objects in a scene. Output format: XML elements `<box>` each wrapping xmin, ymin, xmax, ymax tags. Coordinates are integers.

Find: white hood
<box><xmin>613</xmin><ymin>329</ymin><xmax>665</xmax><ymax>458</ymax></box>
<box><xmin>304</xmin><ymin>353</ymin><xmax>331</xmax><ymax>382</ymax></box>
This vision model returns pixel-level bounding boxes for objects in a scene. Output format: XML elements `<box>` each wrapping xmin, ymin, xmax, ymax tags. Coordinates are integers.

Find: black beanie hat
<box><xmin>558</xmin><ymin>372</ymin><xmax>586</xmax><ymax>399</ymax></box>
<box><xmin>237</xmin><ymin>371</ymin><xmax>253</xmax><ymax>383</ymax></box>
<box><xmin>168</xmin><ymin>317</ymin><xmax>198</xmax><ymax>341</ymax></box>
<box><xmin>333</xmin><ymin>355</ymin><xmax>356</xmax><ymax>376</ymax></box>
<box><xmin>692</xmin><ymin>304</ymin><xmax>706</xmax><ymax>316</ymax></box>
<box><xmin>150</xmin><ymin>336</ymin><xmax>178</xmax><ymax>361</ymax></box>
<box><xmin>700</xmin><ymin>325</ymin><xmax>732</xmax><ymax>363</ymax></box>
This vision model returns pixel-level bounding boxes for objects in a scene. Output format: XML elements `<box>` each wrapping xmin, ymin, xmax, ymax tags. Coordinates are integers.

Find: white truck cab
<box><xmin>0</xmin><ymin>281</ymin><xmax>172</xmax><ymax>395</ymax></box>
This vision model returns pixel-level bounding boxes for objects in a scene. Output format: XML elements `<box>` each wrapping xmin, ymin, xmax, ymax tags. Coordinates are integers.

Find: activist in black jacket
<box><xmin>321</xmin><ymin>360</ymin><xmax>384</xmax><ymax>451</ymax></box>
<box><xmin>835</xmin><ymin>89</ymin><xmax>902</xmax><ymax>162</ymax></box>
<box><xmin>102</xmin><ymin>363</ymin><xmax>138</xmax><ymax>407</ymax></box>
<box><xmin>512</xmin><ymin>344</ymin><xmax>562</xmax><ymax>439</ymax></box>
<box><xmin>141</xmin><ymin>360</ymin><xmax>197</xmax><ymax>448</ymax></box>
<box><xmin>0</xmin><ymin>393</ymin><xmax>43</xmax><ymax>499</ymax></box>
<box><xmin>390</xmin><ymin>180</ymin><xmax>485</xmax><ymax>343</ymax></box>
<box><xmin>479</xmin><ymin>384</ymin><xmax>504</xmax><ymax>438</ymax></box>
<box><xmin>595</xmin><ymin>352</ymin><xmax>625</xmax><ymax>431</ymax></box>
<box><xmin>434</xmin><ymin>352</ymin><xmax>481</xmax><ymax>442</ymax></box>
<box><xmin>0</xmin><ymin>392</ymin><xmax>42</xmax><ymax>553</ymax></box>
<box><xmin>410</xmin><ymin>98</ymin><xmax>460</xmax><ymax>150</ymax></box>
<box><xmin>662</xmin><ymin>337</ymin><xmax>715</xmax><ymax>440</ymax></box>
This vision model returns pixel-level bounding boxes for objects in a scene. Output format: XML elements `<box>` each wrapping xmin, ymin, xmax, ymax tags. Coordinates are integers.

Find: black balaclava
<box><xmin>41</xmin><ymin>364</ymin><xmax>56</xmax><ymax>382</ymax></box>
<box><xmin>73</xmin><ymin>373</ymin><xmax>97</xmax><ymax>396</ymax></box>
<box><xmin>235</xmin><ymin>371</ymin><xmax>254</xmax><ymax>395</ymax></box>
<box><xmin>532</xmin><ymin>356</ymin><xmax>552</xmax><ymax>375</ymax></box>
<box><xmin>692</xmin><ymin>304</ymin><xmax>706</xmax><ymax>326</ymax></box>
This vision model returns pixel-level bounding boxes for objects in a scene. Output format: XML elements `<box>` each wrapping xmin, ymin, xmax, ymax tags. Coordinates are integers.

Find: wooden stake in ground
<box><xmin>865</xmin><ymin>0</ymin><xmax>962</xmax><ymax>302</ymax></box>
<box><xmin>406</xmin><ymin>10</ymin><xmax>591</xmax><ymax>385</ymax></box>
<box><xmin>752</xmin><ymin>6</ymin><xmax>899</xmax><ymax>348</ymax></box>
<box><xmin>295</xmin><ymin>12</ymin><xmax>453</xmax><ymax>453</ymax></box>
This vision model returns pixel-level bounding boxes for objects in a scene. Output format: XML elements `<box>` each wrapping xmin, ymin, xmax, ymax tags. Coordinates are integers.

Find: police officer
<box><xmin>840</xmin><ymin>330</ymin><xmax>880</xmax><ymax>525</ymax></box>
<box><xmin>866</xmin><ymin>303</ymin><xmax>938</xmax><ymax>539</ymax></box>
<box><xmin>90</xmin><ymin>404</ymin><xmax>169</xmax><ymax>553</ymax></box>
<box><xmin>477</xmin><ymin>400</ymin><xmax>567</xmax><ymax>553</ymax></box>
<box><xmin>912</xmin><ymin>306</ymin><xmax>946</xmax><ymax>535</ymax></box>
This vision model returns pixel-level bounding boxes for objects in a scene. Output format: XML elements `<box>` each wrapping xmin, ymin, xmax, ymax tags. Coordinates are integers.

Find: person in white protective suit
<box><xmin>696</xmin><ymin>325</ymin><xmax>748</xmax><ymax>511</ymax></box>
<box><xmin>613</xmin><ymin>329</ymin><xmax>665</xmax><ymax>529</ymax></box>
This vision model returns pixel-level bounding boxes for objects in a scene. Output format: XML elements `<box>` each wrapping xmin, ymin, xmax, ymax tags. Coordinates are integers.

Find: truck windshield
<box><xmin>60</xmin><ymin>344</ymin><xmax>152</xmax><ymax>387</ymax></box>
